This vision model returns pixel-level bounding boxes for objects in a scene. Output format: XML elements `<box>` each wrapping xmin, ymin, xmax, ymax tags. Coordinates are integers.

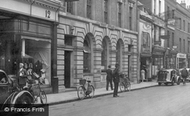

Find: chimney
<box><xmin>180</xmin><ymin>0</ymin><xmax>186</xmax><ymax>8</ymax></box>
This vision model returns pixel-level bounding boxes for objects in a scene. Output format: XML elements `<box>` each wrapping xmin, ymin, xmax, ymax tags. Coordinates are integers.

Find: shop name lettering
<box><xmin>45</xmin><ymin>10</ymin><xmax>51</xmax><ymax>18</ymax></box>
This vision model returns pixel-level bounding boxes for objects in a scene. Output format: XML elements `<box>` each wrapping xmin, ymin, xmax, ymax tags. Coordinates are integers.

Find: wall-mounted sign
<box><xmin>177</xmin><ymin>53</ymin><xmax>186</xmax><ymax>58</ymax></box>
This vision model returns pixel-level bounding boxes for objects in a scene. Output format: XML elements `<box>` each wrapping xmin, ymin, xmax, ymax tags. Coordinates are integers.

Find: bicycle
<box><xmin>23</xmin><ymin>77</ymin><xmax>47</xmax><ymax>104</ymax></box>
<box><xmin>119</xmin><ymin>74</ymin><xmax>131</xmax><ymax>92</ymax></box>
<box><xmin>77</xmin><ymin>79</ymin><xmax>95</xmax><ymax>100</ymax></box>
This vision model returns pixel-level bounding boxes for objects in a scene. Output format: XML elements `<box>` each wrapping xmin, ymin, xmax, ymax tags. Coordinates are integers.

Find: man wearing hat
<box><xmin>105</xmin><ymin>65</ymin><xmax>113</xmax><ymax>91</ymax></box>
<box><xmin>113</xmin><ymin>63</ymin><xmax>120</xmax><ymax>97</ymax></box>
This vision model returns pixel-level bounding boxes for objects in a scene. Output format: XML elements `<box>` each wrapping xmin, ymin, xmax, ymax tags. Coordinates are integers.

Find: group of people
<box><xmin>18</xmin><ymin>62</ymin><xmax>46</xmax><ymax>88</ymax></box>
<box><xmin>103</xmin><ymin>63</ymin><xmax>121</xmax><ymax>97</ymax></box>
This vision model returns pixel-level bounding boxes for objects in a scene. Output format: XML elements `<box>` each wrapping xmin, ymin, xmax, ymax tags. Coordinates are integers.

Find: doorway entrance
<box><xmin>64</xmin><ymin>51</ymin><xmax>71</xmax><ymax>88</ymax></box>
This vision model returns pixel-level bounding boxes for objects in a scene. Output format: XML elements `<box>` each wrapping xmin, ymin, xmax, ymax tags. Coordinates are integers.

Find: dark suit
<box><xmin>106</xmin><ymin>68</ymin><xmax>113</xmax><ymax>90</ymax></box>
<box><xmin>113</xmin><ymin>68</ymin><xmax>120</xmax><ymax>97</ymax></box>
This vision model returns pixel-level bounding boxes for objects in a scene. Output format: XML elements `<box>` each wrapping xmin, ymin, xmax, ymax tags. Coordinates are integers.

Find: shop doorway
<box><xmin>64</xmin><ymin>51</ymin><xmax>71</xmax><ymax>88</ymax></box>
<box><xmin>141</xmin><ymin>57</ymin><xmax>148</xmax><ymax>80</ymax></box>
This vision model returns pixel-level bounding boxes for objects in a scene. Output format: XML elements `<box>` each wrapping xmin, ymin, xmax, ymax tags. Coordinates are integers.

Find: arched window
<box><xmin>116</xmin><ymin>41</ymin><xmax>121</xmax><ymax>64</ymax></box>
<box><xmin>116</xmin><ymin>39</ymin><xmax>123</xmax><ymax>69</ymax></box>
<box><xmin>83</xmin><ymin>36</ymin><xmax>91</xmax><ymax>73</ymax></box>
<box><xmin>101</xmin><ymin>38</ymin><xmax>108</xmax><ymax>69</ymax></box>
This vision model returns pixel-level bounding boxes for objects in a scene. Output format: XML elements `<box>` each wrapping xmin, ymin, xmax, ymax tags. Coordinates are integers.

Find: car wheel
<box><xmin>164</xmin><ymin>83</ymin><xmax>168</xmax><ymax>85</ymax></box>
<box><xmin>158</xmin><ymin>83</ymin><xmax>161</xmax><ymax>86</ymax></box>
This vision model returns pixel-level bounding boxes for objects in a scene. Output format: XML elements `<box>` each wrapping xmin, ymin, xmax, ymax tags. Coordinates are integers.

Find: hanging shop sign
<box><xmin>153</xmin><ymin>16</ymin><xmax>165</xmax><ymax>28</ymax></box>
<box><xmin>167</xmin><ymin>19</ymin><xmax>175</xmax><ymax>30</ymax></box>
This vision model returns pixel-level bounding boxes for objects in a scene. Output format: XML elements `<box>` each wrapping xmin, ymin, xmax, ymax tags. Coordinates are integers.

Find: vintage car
<box><xmin>0</xmin><ymin>69</ymin><xmax>34</xmax><ymax>116</ymax></box>
<box><xmin>157</xmin><ymin>69</ymin><xmax>180</xmax><ymax>86</ymax></box>
<box><xmin>0</xmin><ymin>70</ymin><xmax>13</xmax><ymax>104</ymax></box>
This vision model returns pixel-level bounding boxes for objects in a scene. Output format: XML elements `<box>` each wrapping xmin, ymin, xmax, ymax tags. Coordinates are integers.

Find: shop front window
<box><xmin>24</xmin><ymin>39</ymin><xmax>51</xmax><ymax>85</ymax></box>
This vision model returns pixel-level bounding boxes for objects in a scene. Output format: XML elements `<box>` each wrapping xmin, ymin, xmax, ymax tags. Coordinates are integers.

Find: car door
<box><xmin>0</xmin><ymin>71</ymin><xmax>9</xmax><ymax>104</ymax></box>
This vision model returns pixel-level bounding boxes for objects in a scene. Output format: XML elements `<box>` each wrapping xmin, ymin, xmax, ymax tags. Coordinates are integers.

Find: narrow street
<box><xmin>50</xmin><ymin>83</ymin><xmax>190</xmax><ymax>116</ymax></box>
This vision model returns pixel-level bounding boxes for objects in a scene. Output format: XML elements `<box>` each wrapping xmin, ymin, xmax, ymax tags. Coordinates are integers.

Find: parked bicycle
<box><xmin>24</xmin><ymin>77</ymin><xmax>47</xmax><ymax>104</ymax></box>
<box><xmin>11</xmin><ymin>77</ymin><xmax>47</xmax><ymax>106</ymax></box>
<box><xmin>77</xmin><ymin>79</ymin><xmax>95</xmax><ymax>100</ymax></box>
<box><xmin>119</xmin><ymin>74</ymin><xmax>131</xmax><ymax>92</ymax></box>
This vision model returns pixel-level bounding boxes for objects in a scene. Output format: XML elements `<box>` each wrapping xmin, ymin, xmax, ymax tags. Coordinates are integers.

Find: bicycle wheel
<box><xmin>120</xmin><ymin>82</ymin><xmax>126</xmax><ymax>92</ymax></box>
<box><xmin>77</xmin><ymin>86</ymin><xmax>85</xmax><ymax>99</ymax></box>
<box><xmin>88</xmin><ymin>85</ymin><xmax>95</xmax><ymax>98</ymax></box>
<box><xmin>39</xmin><ymin>90</ymin><xmax>47</xmax><ymax>104</ymax></box>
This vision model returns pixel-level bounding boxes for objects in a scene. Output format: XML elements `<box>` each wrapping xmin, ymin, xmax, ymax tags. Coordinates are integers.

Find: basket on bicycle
<box><xmin>79</xmin><ymin>79</ymin><xmax>86</xmax><ymax>85</ymax></box>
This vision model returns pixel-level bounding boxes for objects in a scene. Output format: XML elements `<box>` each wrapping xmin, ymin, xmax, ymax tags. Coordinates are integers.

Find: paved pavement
<box><xmin>47</xmin><ymin>81</ymin><xmax>158</xmax><ymax>105</ymax></box>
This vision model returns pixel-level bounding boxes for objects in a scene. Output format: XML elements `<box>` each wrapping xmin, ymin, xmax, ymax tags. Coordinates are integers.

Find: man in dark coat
<box><xmin>105</xmin><ymin>65</ymin><xmax>113</xmax><ymax>91</ymax></box>
<box><xmin>113</xmin><ymin>63</ymin><xmax>120</xmax><ymax>97</ymax></box>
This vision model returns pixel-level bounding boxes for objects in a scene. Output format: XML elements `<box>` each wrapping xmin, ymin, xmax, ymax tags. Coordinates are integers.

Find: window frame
<box><xmin>118</xmin><ymin>2</ymin><xmax>122</xmax><ymax>27</ymax></box>
<box><xmin>104</xmin><ymin>0</ymin><xmax>108</xmax><ymax>24</ymax></box>
<box><xmin>66</xmin><ymin>2</ymin><xmax>74</xmax><ymax>14</ymax></box>
<box><xmin>87</xmin><ymin>0</ymin><xmax>92</xmax><ymax>19</ymax></box>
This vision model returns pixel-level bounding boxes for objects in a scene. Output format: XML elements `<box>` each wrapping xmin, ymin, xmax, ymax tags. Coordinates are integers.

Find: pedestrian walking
<box><xmin>113</xmin><ymin>63</ymin><xmax>120</xmax><ymax>97</ymax></box>
<box><xmin>141</xmin><ymin>69</ymin><xmax>145</xmax><ymax>82</ymax></box>
<box><xmin>105</xmin><ymin>65</ymin><xmax>113</xmax><ymax>91</ymax></box>
<box><xmin>181</xmin><ymin>66</ymin><xmax>188</xmax><ymax>84</ymax></box>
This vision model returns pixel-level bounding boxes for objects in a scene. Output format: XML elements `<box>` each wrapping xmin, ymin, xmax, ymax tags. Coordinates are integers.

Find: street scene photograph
<box><xmin>0</xmin><ymin>0</ymin><xmax>190</xmax><ymax>116</ymax></box>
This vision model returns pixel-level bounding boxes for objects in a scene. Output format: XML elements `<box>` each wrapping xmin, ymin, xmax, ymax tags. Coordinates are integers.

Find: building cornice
<box><xmin>59</xmin><ymin>12</ymin><xmax>138</xmax><ymax>35</ymax></box>
<box><xmin>19</xmin><ymin>0</ymin><xmax>61</xmax><ymax>11</ymax></box>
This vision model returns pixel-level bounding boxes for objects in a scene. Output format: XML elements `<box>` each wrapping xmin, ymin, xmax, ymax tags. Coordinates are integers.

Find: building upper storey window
<box><xmin>66</xmin><ymin>2</ymin><xmax>74</xmax><ymax>14</ymax></box>
<box><xmin>167</xmin><ymin>6</ymin><xmax>170</xmax><ymax>19</ymax></box>
<box><xmin>179</xmin><ymin>18</ymin><xmax>182</xmax><ymax>29</ymax></box>
<box><xmin>183</xmin><ymin>20</ymin><xmax>185</xmax><ymax>31</ymax></box>
<box><xmin>159</xmin><ymin>0</ymin><xmax>161</xmax><ymax>16</ymax></box>
<box><xmin>118</xmin><ymin>2</ymin><xmax>122</xmax><ymax>27</ymax></box>
<box><xmin>104</xmin><ymin>0</ymin><xmax>108</xmax><ymax>23</ymax></box>
<box><xmin>129</xmin><ymin>4</ymin><xmax>133</xmax><ymax>30</ymax></box>
<box><xmin>172</xmin><ymin>10</ymin><xmax>175</xmax><ymax>19</ymax></box>
<box><xmin>87</xmin><ymin>0</ymin><xmax>92</xmax><ymax>19</ymax></box>
<box><xmin>154</xmin><ymin>0</ymin><xmax>156</xmax><ymax>14</ymax></box>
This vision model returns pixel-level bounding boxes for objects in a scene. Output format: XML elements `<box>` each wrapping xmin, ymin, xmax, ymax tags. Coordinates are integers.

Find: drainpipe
<box><xmin>136</xmin><ymin>2</ymin><xmax>142</xmax><ymax>83</ymax></box>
